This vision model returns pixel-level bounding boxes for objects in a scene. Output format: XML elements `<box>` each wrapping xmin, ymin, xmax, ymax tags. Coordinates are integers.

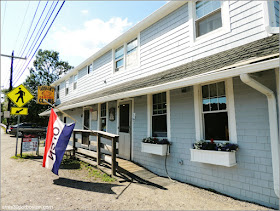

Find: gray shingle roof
<box><xmin>57</xmin><ymin>35</ymin><xmax>279</xmax><ymax>108</ymax></box>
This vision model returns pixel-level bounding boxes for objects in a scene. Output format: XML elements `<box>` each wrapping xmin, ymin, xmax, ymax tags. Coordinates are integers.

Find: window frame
<box><xmin>56</xmin><ymin>85</ymin><xmax>60</xmax><ymax>100</ymax></box>
<box><xmin>114</xmin><ymin>45</ymin><xmax>124</xmax><ymax>72</ymax></box>
<box><xmin>147</xmin><ymin>91</ymin><xmax>171</xmax><ymax>140</ymax></box>
<box><xmin>99</xmin><ymin>102</ymin><xmax>108</xmax><ymax>132</ymax></box>
<box><xmin>194</xmin><ymin>78</ymin><xmax>237</xmax><ymax>143</ymax></box>
<box><xmin>73</xmin><ymin>74</ymin><xmax>78</xmax><ymax>90</ymax></box>
<box><xmin>87</xmin><ymin>63</ymin><xmax>93</xmax><ymax>74</ymax></box>
<box><xmin>189</xmin><ymin>1</ymin><xmax>230</xmax><ymax>45</ymax></box>
<box><xmin>113</xmin><ymin>34</ymin><xmax>140</xmax><ymax>73</ymax></box>
<box><xmin>65</xmin><ymin>80</ymin><xmax>69</xmax><ymax>96</ymax></box>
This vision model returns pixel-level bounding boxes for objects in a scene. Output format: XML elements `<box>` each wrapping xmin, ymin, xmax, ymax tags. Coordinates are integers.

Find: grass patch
<box><xmin>11</xmin><ymin>154</ymin><xmax>40</xmax><ymax>159</ymax></box>
<box><xmin>60</xmin><ymin>157</ymin><xmax>81</xmax><ymax>169</ymax></box>
<box><xmin>80</xmin><ymin>161</ymin><xmax>116</xmax><ymax>183</ymax></box>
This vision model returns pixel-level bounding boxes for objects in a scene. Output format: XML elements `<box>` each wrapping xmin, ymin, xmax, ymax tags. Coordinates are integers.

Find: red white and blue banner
<box><xmin>43</xmin><ymin>108</ymin><xmax>75</xmax><ymax>175</ymax></box>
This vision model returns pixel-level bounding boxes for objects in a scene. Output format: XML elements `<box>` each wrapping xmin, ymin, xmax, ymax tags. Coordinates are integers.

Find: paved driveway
<box><xmin>1</xmin><ymin>129</ymin><xmax>270</xmax><ymax>210</ymax></box>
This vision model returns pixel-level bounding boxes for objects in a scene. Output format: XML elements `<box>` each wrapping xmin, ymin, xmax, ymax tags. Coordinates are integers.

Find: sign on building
<box><xmin>7</xmin><ymin>84</ymin><xmax>34</xmax><ymax>107</ymax></box>
<box><xmin>22</xmin><ymin>137</ymin><xmax>38</xmax><ymax>152</ymax></box>
<box><xmin>37</xmin><ymin>86</ymin><xmax>55</xmax><ymax>105</ymax></box>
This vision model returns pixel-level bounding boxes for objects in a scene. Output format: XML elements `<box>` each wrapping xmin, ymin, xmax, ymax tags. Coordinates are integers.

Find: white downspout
<box><xmin>240</xmin><ymin>73</ymin><xmax>279</xmax><ymax>198</ymax></box>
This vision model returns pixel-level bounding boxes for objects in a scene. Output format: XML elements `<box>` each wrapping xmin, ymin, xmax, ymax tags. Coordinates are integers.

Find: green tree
<box><xmin>20</xmin><ymin>49</ymin><xmax>73</xmax><ymax>126</ymax></box>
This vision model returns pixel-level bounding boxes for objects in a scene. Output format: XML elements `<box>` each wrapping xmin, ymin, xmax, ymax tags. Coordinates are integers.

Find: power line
<box><xmin>18</xmin><ymin>1</ymin><xmax>41</xmax><ymax>57</ymax></box>
<box><xmin>13</xmin><ymin>1</ymin><xmax>49</xmax><ymax>74</ymax></box>
<box><xmin>1</xmin><ymin>1</ymin><xmax>7</xmax><ymax>32</ymax></box>
<box><xmin>13</xmin><ymin>1</ymin><xmax>55</xmax><ymax>82</ymax></box>
<box><xmin>13</xmin><ymin>1</ymin><xmax>65</xmax><ymax>86</ymax></box>
<box><xmin>13</xmin><ymin>1</ymin><xmax>31</xmax><ymax>51</ymax></box>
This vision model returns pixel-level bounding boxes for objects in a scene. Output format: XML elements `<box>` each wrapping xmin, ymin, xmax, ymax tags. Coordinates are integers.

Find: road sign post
<box><xmin>15</xmin><ymin>115</ymin><xmax>20</xmax><ymax>156</ymax></box>
<box><xmin>6</xmin><ymin>84</ymin><xmax>34</xmax><ymax>157</ymax></box>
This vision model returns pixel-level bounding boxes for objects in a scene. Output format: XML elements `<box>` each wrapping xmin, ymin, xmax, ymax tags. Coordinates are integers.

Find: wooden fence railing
<box><xmin>72</xmin><ymin>129</ymin><xmax>119</xmax><ymax>176</ymax></box>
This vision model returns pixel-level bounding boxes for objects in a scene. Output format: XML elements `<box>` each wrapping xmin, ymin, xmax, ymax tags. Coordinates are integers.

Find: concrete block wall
<box><xmin>132</xmin><ymin>70</ymin><xmax>279</xmax><ymax>209</ymax></box>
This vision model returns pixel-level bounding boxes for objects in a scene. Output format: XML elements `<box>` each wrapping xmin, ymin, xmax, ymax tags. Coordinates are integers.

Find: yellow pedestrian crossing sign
<box><xmin>7</xmin><ymin>84</ymin><xmax>34</xmax><ymax>107</ymax></box>
<box><xmin>11</xmin><ymin>107</ymin><xmax>28</xmax><ymax>115</ymax></box>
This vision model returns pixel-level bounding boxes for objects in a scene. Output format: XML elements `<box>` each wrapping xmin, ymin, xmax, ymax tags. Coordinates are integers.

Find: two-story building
<box><xmin>40</xmin><ymin>1</ymin><xmax>280</xmax><ymax>209</ymax></box>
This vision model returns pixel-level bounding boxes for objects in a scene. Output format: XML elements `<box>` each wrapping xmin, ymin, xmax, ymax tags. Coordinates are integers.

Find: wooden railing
<box><xmin>72</xmin><ymin>129</ymin><xmax>119</xmax><ymax>176</ymax></box>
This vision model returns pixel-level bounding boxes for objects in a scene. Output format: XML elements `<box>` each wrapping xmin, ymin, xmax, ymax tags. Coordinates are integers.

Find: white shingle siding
<box><xmin>57</xmin><ymin>1</ymin><xmax>271</xmax><ymax>105</ymax></box>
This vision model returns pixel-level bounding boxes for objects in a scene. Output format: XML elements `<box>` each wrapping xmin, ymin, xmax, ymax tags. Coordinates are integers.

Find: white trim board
<box><xmin>40</xmin><ymin>58</ymin><xmax>279</xmax><ymax>116</ymax></box>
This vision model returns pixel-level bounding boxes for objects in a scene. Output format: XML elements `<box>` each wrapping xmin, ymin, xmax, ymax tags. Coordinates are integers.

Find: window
<box><xmin>115</xmin><ymin>46</ymin><xmax>124</xmax><ymax>72</ymax></box>
<box><xmin>64</xmin><ymin>117</ymin><xmax>67</xmax><ymax>123</ymax></box>
<box><xmin>202</xmin><ymin>81</ymin><xmax>228</xmax><ymax>140</ymax></box>
<box><xmin>65</xmin><ymin>80</ymin><xmax>69</xmax><ymax>95</ymax></box>
<box><xmin>127</xmin><ymin>38</ymin><xmax>137</xmax><ymax>54</ymax></box>
<box><xmin>56</xmin><ymin>85</ymin><xmax>60</xmax><ymax>99</ymax></box>
<box><xmin>114</xmin><ymin>37</ymin><xmax>138</xmax><ymax>72</ymax></box>
<box><xmin>88</xmin><ymin>64</ymin><xmax>93</xmax><ymax>74</ymax></box>
<box><xmin>73</xmin><ymin>74</ymin><xmax>78</xmax><ymax>90</ymax></box>
<box><xmin>274</xmin><ymin>1</ymin><xmax>279</xmax><ymax>27</ymax></box>
<box><xmin>152</xmin><ymin>92</ymin><xmax>167</xmax><ymax>137</ymax></box>
<box><xmin>196</xmin><ymin>1</ymin><xmax>222</xmax><ymax>37</ymax></box>
<box><xmin>100</xmin><ymin>103</ymin><xmax>107</xmax><ymax>132</ymax></box>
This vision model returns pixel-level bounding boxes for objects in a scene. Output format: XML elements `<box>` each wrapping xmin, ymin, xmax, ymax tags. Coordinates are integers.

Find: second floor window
<box><xmin>73</xmin><ymin>74</ymin><xmax>78</xmax><ymax>90</ymax></box>
<box><xmin>65</xmin><ymin>80</ymin><xmax>69</xmax><ymax>95</ymax></box>
<box><xmin>196</xmin><ymin>1</ymin><xmax>222</xmax><ymax>37</ymax></box>
<box><xmin>127</xmin><ymin>38</ymin><xmax>137</xmax><ymax>54</ymax></box>
<box><xmin>56</xmin><ymin>85</ymin><xmax>60</xmax><ymax>99</ymax></box>
<box><xmin>88</xmin><ymin>64</ymin><xmax>93</xmax><ymax>74</ymax></box>
<box><xmin>115</xmin><ymin>46</ymin><xmax>124</xmax><ymax>72</ymax></box>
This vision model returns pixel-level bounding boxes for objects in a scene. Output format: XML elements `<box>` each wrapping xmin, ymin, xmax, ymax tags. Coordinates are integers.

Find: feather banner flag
<box><xmin>43</xmin><ymin>108</ymin><xmax>75</xmax><ymax>175</ymax></box>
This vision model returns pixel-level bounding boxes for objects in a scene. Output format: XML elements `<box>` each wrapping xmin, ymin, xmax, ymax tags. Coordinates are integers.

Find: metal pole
<box><xmin>2</xmin><ymin>51</ymin><xmax>26</xmax><ymax>133</ymax></box>
<box><xmin>6</xmin><ymin>51</ymin><xmax>14</xmax><ymax>133</ymax></box>
<box><xmin>15</xmin><ymin>115</ymin><xmax>20</xmax><ymax>156</ymax></box>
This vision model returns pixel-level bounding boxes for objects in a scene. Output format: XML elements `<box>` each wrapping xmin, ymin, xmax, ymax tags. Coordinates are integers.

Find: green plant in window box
<box><xmin>142</xmin><ymin>137</ymin><xmax>170</xmax><ymax>145</ymax></box>
<box><xmin>193</xmin><ymin>139</ymin><xmax>238</xmax><ymax>152</ymax></box>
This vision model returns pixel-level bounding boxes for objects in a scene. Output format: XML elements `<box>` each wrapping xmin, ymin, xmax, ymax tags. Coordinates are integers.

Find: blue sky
<box><xmin>1</xmin><ymin>1</ymin><xmax>167</xmax><ymax>90</ymax></box>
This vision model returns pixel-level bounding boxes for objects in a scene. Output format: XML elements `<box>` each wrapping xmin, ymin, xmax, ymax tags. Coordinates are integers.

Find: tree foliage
<box><xmin>19</xmin><ymin>49</ymin><xmax>73</xmax><ymax>126</ymax></box>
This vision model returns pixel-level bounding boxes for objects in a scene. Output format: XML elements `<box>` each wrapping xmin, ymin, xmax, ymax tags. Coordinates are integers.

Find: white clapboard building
<box><xmin>40</xmin><ymin>1</ymin><xmax>280</xmax><ymax>208</ymax></box>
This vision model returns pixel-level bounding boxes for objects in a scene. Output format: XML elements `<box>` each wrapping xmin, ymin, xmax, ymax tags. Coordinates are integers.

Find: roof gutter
<box><xmin>240</xmin><ymin>73</ymin><xmax>279</xmax><ymax>198</ymax></box>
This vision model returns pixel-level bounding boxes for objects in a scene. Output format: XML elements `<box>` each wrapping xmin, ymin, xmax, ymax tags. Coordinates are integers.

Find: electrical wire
<box><xmin>13</xmin><ymin>1</ymin><xmax>56</xmax><ymax>83</ymax></box>
<box><xmin>1</xmin><ymin>1</ymin><xmax>7</xmax><ymax>32</ymax></box>
<box><xmin>13</xmin><ymin>1</ymin><xmax>65</xmax><ymax>87</ymax></box>
<box><xmin>13</xmin><ymin>1</ymin><xmax>43</xmax><ymax>75</ymax></box>
<box><xmin>13</xmin><ymin>1</ymin><xmax>31</xmax><ymax>51</ymax></box>
<box><xmin>13</xmin><ymin>1</ymin><xmax>52</xmax><ymax>79</ymax></box>
<box><xmin>17</xmin><ymin>1</ymin><xmax>41</xmax><ymax>57</ymax></box>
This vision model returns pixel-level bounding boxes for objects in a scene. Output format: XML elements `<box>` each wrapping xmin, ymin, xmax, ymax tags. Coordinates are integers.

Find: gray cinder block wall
<box><xmin>132</xmin><ymin>70</ymin><xmax>279</xmax><ymax>209</ymax></box>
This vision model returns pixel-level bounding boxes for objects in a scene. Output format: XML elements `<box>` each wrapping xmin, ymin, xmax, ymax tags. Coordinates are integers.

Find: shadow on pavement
<box><xmin>53</xmin><ymin>177</ymin><xmax>121</xmax><ymax>194</ymax></box>
<box><xmin>117</xmin><ymin>167</ymin><xmax>168</xmax><ymax>190</ymax></box>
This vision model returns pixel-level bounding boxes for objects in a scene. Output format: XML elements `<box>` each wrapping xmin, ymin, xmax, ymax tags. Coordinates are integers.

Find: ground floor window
<box><xmin>152</xmin><ymin>92</ymin><xmax>167</xmax><ymax>137</ymax></box>
<box><xmin>201</xmin><ymin>81</ymin><xmax>229</xmax><ymax>140</ymax></box>
<box><xmin>100</xmin><ymin>103</ymin><xmax>107</xmax><ymax>132</ymax></box>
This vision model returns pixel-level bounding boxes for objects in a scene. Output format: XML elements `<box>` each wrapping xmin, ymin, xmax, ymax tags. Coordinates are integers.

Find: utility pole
<box><xmin>1</xmin><ymin>51</ymin><xmax>26</xmax><ymax>132</ymax></box>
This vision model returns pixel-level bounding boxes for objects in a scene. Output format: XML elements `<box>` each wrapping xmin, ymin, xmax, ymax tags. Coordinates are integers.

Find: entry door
<box><xmin>82</xmin><ymin>109</ymin><xmax>90</xmax><ymax>145</ymax></box>
<box><xmin>118</xmin><ymin>102</ymin><xmax>131</xmax><ymax>160</ymax></box>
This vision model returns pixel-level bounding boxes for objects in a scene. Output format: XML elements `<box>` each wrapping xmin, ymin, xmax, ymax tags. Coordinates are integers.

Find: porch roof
<box><xmin>40</xmin><ymin>35</ymin><xmax>279</xmax><ymax>116</ymax></box>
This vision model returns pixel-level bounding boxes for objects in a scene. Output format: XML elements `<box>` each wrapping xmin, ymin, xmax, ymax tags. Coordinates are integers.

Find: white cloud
<box><xmin>81</xmin><ymin>10</ymin><xmax>89</xmax><ymax>14</ymax></box>
<box><xmin>51</xmin><ymin>17</ymin><xmax>133</xmax><ymax>63</ymax></box>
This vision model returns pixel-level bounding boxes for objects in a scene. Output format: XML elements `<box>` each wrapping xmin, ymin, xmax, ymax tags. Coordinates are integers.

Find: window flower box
<box><xmin>141</xmin><ymin>143</ymin><xmax>169</xmax><ymax>156</ymax></box>
<box><xmin>190</xmin><ymin>149</ymin><xmax>236</xmax><ymax>167</ymax></box>
<box><xmin>141</xmin><ymin>137</ymin><xmax>170</xmax><ymax>156</ymax></box>
<box><xmin>190</xmin><ymin>140</ymin><xmax>238</xmax><ymax>167</ymax></box>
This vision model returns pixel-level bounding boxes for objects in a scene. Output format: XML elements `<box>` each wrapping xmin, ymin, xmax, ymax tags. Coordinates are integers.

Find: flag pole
<box><xmin>43</xmin><ymin>100</ymin><xmax>77</xmax><ymax>123</ymax></box>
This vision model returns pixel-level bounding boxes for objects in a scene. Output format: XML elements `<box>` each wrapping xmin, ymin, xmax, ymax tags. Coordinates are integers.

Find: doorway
<box><xmin>118</xmin><ymin>101</ymin><xmax>132</xmax><ymax>160</ymax></box>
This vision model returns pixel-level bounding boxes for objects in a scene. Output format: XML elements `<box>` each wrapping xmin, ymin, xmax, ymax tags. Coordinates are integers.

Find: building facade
<box><xmin>40</xmin><ymin>1</ymin><xmax>280</xmax><ymax>208</ymax></box>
